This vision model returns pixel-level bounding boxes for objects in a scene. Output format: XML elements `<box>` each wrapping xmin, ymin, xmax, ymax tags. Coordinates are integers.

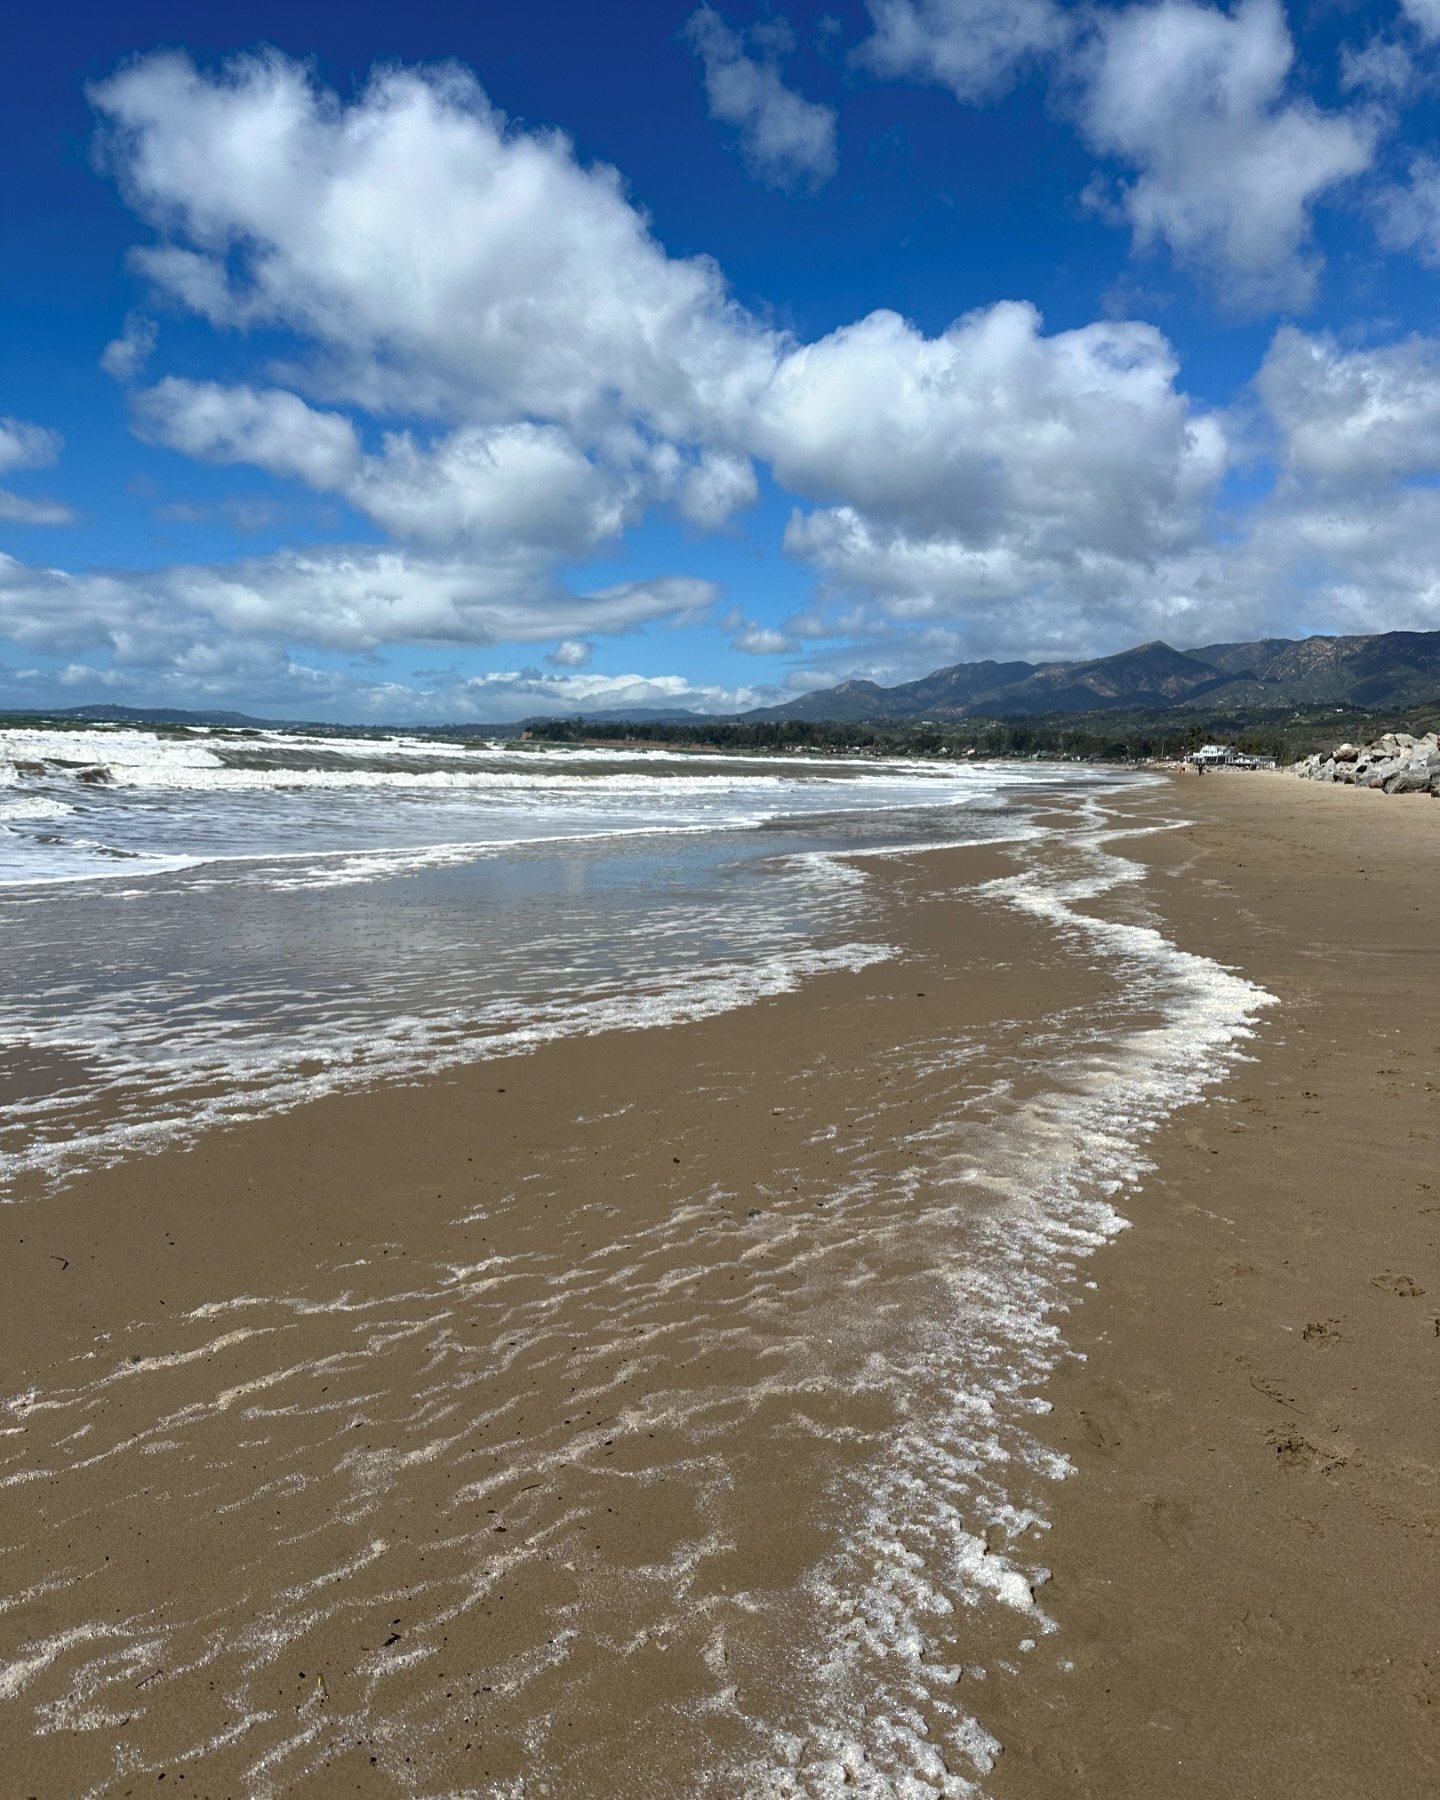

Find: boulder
<box><xmin>1383</xmin><ymin>765</ymin><xmax>1433</xmax><ymax>793</ymax></box>
<box><xmin>1293</xmin><ymin>730</ymin><xmax>1440</xmax><ymax>793</ymax></box>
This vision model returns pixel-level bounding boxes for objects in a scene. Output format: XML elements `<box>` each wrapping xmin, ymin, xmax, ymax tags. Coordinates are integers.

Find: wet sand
<box><xmin>4</xmin><ymin>834</ymin><xmax>1133</xmax><ymax>1796</ymax></box>
<box><xmin>2</xmin><ymin>775</ymin><xmax>1436</xmax><ymax>1796</ymax></box>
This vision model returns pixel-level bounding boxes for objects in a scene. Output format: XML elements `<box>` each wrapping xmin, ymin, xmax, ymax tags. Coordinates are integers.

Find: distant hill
<box><xmin>1</xmin><ymin>703</ymin><xmax>524</xmax><ymax>736</ymax></box>
<box><xmin>748</xmin><ymin>630</ymin><xmax>1440</xmax><ymax>724</ymax></box>
<box><xmin>2</xmin><ymin>702</ymin><xmax>292</xmax><ymax>729</ymax></box>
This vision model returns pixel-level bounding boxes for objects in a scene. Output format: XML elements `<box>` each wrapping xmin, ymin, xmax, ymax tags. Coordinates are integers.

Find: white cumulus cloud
<box><xmin>134</xmin><ymin>378</ymin><xmax>362</xmax><ymax>489</ymax></box>
<box><xmin>349</xmin><ymin>425</ymin><xmax>641</xmax><ymax>549</ymax></box>
<box><xmin>730</xmin><ymin>621</ymin><xmax>794</xmax><ymax>654</ymax></box>
<box><xmin>423</xmin><ymin>667</ymin><xmax>770</xmax><ymax>721</ymax></box>
<box><xmin>133</xmin><ymin>377</ymin><xmax>653</xmax><ymax>551</ymax></box>
<box><xmin>856</xmin><ymin>0</ymin><xmax>1068</xmax><ymax>104</ymax></box>
<box><xmin>686</xmin><ymin>8</ymin><xmax>838</xmax><ymax>191</ymax></box>
<box><xmin>0</xmin><ymin>417</ymin><xmax>63</xmax><ymax>474</ymax></box>
<box><xmin>91</xmin><ymin>51</ymin><xmax>778</xmax><ymax>445</ymax></box>
<box><xmin>545</xmin><ymin>639</ymin><xmax>592</xmax><ymax>669</ymax></box>
<box><xmin>0</xmin><ymin>492</ymin><xmax>76</xmax><ymax>526</ymax></box>
<box><xmin>758</xmin><ymin>301</ymin><xmax>1224</xmax><ymax>548</ymax></box>
<box><xmin>1172</xmin><ymin>485</ymin><xmax>1440</xmax><ymax>644</ymax></box>
<box><xmin>753</xmin><ymin>300</ymin><xmax>1226</xmax><ymax>652</ymax></box>
<box><xmin>676</xmin><ymin>448</ymin><xmax>759</xmax><ymax>529</ymax></box>
<box><xmin>1401</xmin><ymin>0</ymin><xmax>1440</xmax><ymax>42</ymax></box>
<box><xmin>1376</xmin><ymin>152</ymin><xmax>1440</xmax><ymax>266</ymax></box>
<box><xmin>1258</xmin><ymin>325</ymin><xmax>1440</xmax><ymax>485</ymax></box>
<box><xmin>0</xmin><ymin>415</ymin><xmax>75</xmax><ymax>526</ymax></box>
<box><xmin>1074</xmin><ymin>0</ymin><xmax>1375</xmax><ymax>312</ymax></box>
<box><xmin>1339</xmin><ymin>35</ymin><xmax>1415</xmax><ymax>101</ymax></box>
<box><xmin>100</xmin><ymin>313</ymin><xmax>159</xmax><ymax>381</ymax></box>
<box><xmin>86</xmin><ymin>46</ymin><xmax>777</xmax><ymax>642</ymax></box>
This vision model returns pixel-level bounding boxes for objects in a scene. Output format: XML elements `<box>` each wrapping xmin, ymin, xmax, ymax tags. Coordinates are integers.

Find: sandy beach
<box><xmin>3</xmin><ymin>771</ymin><xmax>1436</xmax><ymax>1797</ymax></box>
<box><xmin>16</xmin><ymin>7</ymin><xmax>1440</xmax><ymax>1794</ymax></box>
<box><xmin>990</xmin><ymin>773</ymin><xmax>1440</xmax><ymax>1799</ymax></box>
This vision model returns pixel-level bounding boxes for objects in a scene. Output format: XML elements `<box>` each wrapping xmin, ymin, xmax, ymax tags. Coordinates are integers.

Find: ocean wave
<box><xmin>0</xmin><ymin>794</ymin><xmax>76</xmax><ymax>823</ymax></box>
<box><xmin>0</xmin><ymin>726</ymin><xmax>1028</xmax><ymax>894</ymax></box>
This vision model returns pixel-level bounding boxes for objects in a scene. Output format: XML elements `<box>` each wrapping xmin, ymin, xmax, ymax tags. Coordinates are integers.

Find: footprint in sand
<box><xmin>1268</xmin><ymin>1430</ymin><xmax>1352</xmax><ymax>1475</ymax></box>
<box><xmin>1302</xmin><ymin>1318</ymin><xmax>1343</xmax><ymax>1346</ymax></box>
<box><xmin>1143</xmin><ymin>1494</ymin><xmax>1193</xmax><ymax>1548</ymax></box>
<box><xmin>1370</xmin><ymin>1272</ymin><xmax>1426</xmax><ymax>1297</ymax></box>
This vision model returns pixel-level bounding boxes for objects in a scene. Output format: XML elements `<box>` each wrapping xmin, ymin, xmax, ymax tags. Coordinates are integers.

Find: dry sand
<box><xmin>2</xmin><ymin>772</ymin><xmax>1436</xmax><ymax>1796</ymax></box>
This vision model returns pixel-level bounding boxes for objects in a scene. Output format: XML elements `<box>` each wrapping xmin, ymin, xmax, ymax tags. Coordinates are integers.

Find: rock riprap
<box><xmin>1294</xmin><ymin>731</ymin><xmax>1440</xmax><ymax>794</ymax></box>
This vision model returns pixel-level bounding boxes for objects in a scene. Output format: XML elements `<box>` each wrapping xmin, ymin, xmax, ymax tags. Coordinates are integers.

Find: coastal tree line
<box><xmin>524</xmin><ymin>706</ymin><xmax>1440</xmax><ymax>763</ymax></box>
<box><xmin>10</xmin><ymin>700</ymin><xmax>1440</xmax><ymax>764</ymax></box>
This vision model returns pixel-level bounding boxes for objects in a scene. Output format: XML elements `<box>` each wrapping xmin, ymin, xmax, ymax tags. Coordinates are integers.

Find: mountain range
<box><xmin>747</xmin><ymin>630</ymin><xmax>1440</xmax><ymax>724</ymax></box>
<box><xmin>9</xmin><ymin>629</ymin><xmax>1440</xmax><ymax>733</ymax></box>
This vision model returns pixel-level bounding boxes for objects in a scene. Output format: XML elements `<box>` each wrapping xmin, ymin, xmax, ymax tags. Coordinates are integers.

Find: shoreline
<box><xmin>2</xmin><ymin>773</ymin><xmax>1435</xmax><ymax>1794</ymax></box>
<box><xmin>988</xmin><ymin>773</ymin><xmax>1440</xmax><ymax>1797</ymax></box>
<box><xmin>6</xmin><ymin>828</ymin><xmax>1126</xmax><ymax>1795</ymax></box>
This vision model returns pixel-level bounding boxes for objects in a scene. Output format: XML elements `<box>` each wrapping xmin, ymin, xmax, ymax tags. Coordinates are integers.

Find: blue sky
<box><xmin>5</xmin><ymin>0</ymin><xmax>1440</xmax><ymax>720</ymax></box>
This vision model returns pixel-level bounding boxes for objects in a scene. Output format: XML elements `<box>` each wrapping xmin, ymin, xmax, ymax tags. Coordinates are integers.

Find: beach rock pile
<box><xmin>1294</xmin><ymin>731</ymin><xmax>1440</xmax><ymax>794</ymax></box>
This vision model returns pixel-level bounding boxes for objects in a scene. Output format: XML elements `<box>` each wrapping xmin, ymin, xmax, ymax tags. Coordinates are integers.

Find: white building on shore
<box><xmin>1192</xmin><ymin>743</ymin><xmax>1276</xmax><ymax>770</ymax></box>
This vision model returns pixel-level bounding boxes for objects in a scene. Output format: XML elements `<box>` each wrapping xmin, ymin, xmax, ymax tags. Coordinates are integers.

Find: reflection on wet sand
<box><xmin>3</xmin><ymin>807</ymin><xmax>1268</xmax><ymax>1796</ymax></box>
